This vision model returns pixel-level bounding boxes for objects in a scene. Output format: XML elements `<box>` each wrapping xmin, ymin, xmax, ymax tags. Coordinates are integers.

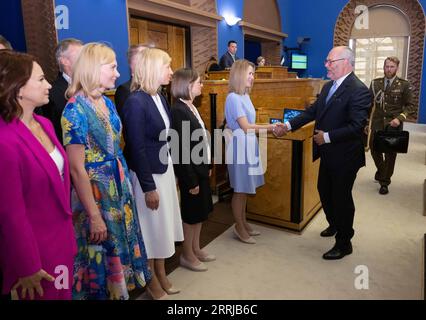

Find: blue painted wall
<box><xmin>54</xmin><ymin>0</ymin><xmax>130</xmax><ymax>86</ymax></box>
<box><xmin>277</xmin><ymin>0</ymin><xmax>426</xmax><ymax>123</ymax></box>
<box><xmin>216</xmin><ymin>0</ymin><xmax>244</xmax><ymax>60</ymax></box>
<box><xmin>277</xmin><ymin>0</ymin><xmax>347</xmax><ymax>78</ymax></box>
<box><xmin>0</xmin><ymin>0</ymin><xmax>26</xmax><ymax>51</ymax></box>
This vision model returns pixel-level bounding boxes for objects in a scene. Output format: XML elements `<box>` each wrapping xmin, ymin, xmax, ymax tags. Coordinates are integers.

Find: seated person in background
<box><xmin>0</xmin><ymin>35</ymin><xmax>12</xmax><ymax>50</ymax></box>
<box><xmin>43</xmin><ymin>38</ymin><xmax>83</xmax><ymax>143</ymax></box>
<box><xmin>256</xmin><ymin>56</ymin><xmax>265</xmax><ymax>67</ymax></box>
<box><xmin>204</xmin><ymin>56</ymin><xmax>221</xmax><ymax>74</ymax></box>
<box><xmin>115</xmin><ymin>44</ymin><xmax>148</xmax><ymax>115</ymax></box>
<box><xmin>219</xmin><ymin>40</ymin><xmax>239</xmax><ymax>70</ymax></box>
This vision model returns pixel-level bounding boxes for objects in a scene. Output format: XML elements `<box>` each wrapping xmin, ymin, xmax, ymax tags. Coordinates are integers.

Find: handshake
<box><xmin>271</xmin><ymin>122</ymin><xmax>288</xmax><ymax>137</ymax></box>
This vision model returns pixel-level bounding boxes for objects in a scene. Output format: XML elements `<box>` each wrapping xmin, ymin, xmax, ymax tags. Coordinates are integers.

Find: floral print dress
<box><xmin>62</xmin><ymin>94</ymin><xmax>151</xmax><ymax>300</ymax></box>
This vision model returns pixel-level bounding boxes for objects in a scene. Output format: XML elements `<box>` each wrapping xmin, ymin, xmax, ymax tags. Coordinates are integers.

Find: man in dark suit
<box><xmin>115</xmin><ymin>44</ymin><xmax>148</xmax><ymax>115</ymax></box>
<box><xmin>278</xmin><ymin>46</ymin><xmax>371</xmax><ymax>260</ymax></box>
<box><xmin>43</xmin><ymin>38</ymin><xmax>83</xmax><ymax>143</ymax></box>
<box><xmin>219</xmin><ymin>40</ymin><xmax>239</xmax><ymax>70</ymax></box>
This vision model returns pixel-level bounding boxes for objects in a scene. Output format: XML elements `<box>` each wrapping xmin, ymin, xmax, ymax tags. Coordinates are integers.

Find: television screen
<box><xmin>283</xmin><ymin>108</ymin><xmax>303</xmax><ymax>123</ymax></box>
<box><xmin>291</xmin><ymin>53</ymin><xmax>307</xmax><ymax>70</ymax></box>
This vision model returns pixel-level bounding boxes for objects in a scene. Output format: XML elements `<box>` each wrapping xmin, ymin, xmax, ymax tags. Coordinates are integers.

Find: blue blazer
<box><xmin>121</xmin><ymin>90</ymin><xmax>171</xmax><ymax>192</ymax></box>
<box><xmin>289</xmin><ymin>72</ymin><xmax>371</xmax><ymax>171</ymax></box>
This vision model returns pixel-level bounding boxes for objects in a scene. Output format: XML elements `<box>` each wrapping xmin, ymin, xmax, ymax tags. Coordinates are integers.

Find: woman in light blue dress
<box><xmin>225</xmin><ymin>59</ymin><xmax>281</xmax><ymax>244</ymax></box>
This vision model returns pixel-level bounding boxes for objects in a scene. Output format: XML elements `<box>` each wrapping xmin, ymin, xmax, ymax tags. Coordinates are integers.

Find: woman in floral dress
<box><xmin>61</xmin><ymin>43</ymin><xmax>151</xmax><ymax>300</ymax></box>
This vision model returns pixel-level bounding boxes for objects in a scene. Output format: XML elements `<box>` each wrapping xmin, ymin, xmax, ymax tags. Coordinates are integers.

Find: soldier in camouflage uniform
<box><xmin>368</xmin><ymin>56</ymin><xmax>415</xmax><ymax>195</ymax></box>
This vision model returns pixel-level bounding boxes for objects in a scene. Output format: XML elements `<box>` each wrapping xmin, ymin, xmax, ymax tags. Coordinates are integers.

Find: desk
<box><xmin>246</xmin><ymin>122</ymin><xmax>321</xmax><ymax>231</ymax></box>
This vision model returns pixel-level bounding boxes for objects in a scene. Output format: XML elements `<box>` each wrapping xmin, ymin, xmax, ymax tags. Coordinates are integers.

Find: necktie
<box><xmin>385</xmin><ymin>79</ymin><xmax>390</xmax><ymax>91</ymax></box>
<box><xmin>326</xmin><ymin>81</ymin><xmax>338</xmax><ymax>104</ymax></box>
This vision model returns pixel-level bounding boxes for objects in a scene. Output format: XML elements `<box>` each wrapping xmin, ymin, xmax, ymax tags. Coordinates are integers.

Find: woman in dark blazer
<box><xmin>121</xmin><ymin>48</ymin><xmax>184</xmax><ymax>299</ymax></box>
<box><xmin>170</xmin><ymin>68</ymin><xmax>214</xmax><ymax>272</ymax></box>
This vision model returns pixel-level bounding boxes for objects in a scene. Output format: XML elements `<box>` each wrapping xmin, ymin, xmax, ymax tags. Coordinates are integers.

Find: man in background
<box><xmin>44</xmin><ymin>38</ymin><xmax>83</xmax><ymax>143</ymax></box>
<box><xmin>219</xmin><ymin>40</ymin><xmax>239</xmax><ymax>70</ymax></box>
<box><xmin>368</xmin><ymin>57</ymin><xmax>415</xmax><ymax>195</ymax></box>
<box><xmin>115</xmin><ymin>44</ymin><xmax>148</xmax><ymax>115</ymax></box>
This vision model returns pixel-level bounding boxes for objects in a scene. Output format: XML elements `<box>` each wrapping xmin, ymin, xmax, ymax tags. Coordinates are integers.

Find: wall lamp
<box><xmin>222</xmin><ymin>13</ymin><xmax>241</xmax><ymax>26</ymax></box>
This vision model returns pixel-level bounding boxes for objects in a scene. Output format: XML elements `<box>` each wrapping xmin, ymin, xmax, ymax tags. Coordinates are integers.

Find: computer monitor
<box><xmin>291</xmin><ymin>53</ymin><xmax>307</xmax><ymax>70</ymax></box>
<box><xmin>283</xmin><ymin>108</ymin><xmax>303</xmax><ymax>123</ymax></box>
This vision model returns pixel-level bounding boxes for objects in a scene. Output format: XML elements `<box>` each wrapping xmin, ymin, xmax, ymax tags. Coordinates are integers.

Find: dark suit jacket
<box><xmin>121</xmin><ymin>90</ymin><xmax>171</xmax><ymax>193</ymax></box>
<box><xmin>43</xmin><ymin>74</ymin><xmax>69</xmax><ymax>144</ymax></box>
<box><xmin>219</xmin><ymin>51</ymin><xmax>239</xmax><ymax>70</ymax></box>
<box><xmin>290</xmin><ymin>72</ymin><xmax>371</xmax><ymax>171</ymax></box>
<box><xmin>171</xmin><ymin>100</ymin><xmax>211</xmax><ymax>189</ymax></box>
<box><xmin>115</xmin><ymin>79</ymin><xmax>131</xmax><ymax>116</ymax></box>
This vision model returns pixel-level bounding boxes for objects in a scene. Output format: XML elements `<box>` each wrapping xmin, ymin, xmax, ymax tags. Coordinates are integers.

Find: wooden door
<box><xmin>130</xmin><ymin>17</ymin><xmax>186</xmax><ymax>72</ymax></box>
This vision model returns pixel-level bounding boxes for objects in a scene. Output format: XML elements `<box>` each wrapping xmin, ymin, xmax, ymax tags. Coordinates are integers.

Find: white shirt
<box><xmin>62</xmin><ymin>72</ymin><xmax>71</xmax><ymax>84</ymax></box>
<box><xmin>180</xmin><ymin>98</ymin><xmax>211</xmax><ymax>164</ymax></box>
<box><xmin>152</xmin><ymin>94</ymin><xmax>171</xmax><ymax>156</ymax></box>
<box><xmin>286</xmin><ymin>72</ymin><xmax>352</xmax><ymax>144</ymax></box>
<box><xmin>49</xmin><ymin>146</ymin><xmax>64</xmax><ymax>180</ymax></box>
<box><xmin>152</xmin><ymin>94</ymin><xmax>170</xmax><ymax>132</ymax></box>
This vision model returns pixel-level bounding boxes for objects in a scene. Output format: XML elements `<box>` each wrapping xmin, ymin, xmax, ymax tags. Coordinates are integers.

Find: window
<box><xmin>349</xmin><ymin>5</ymin><xmax>410</xmax><ymax>86</ymax></box>
<box><xmin>350</xmin><ymin>37</ymin><xmax>408</xmax><ymax>85</ymax></box>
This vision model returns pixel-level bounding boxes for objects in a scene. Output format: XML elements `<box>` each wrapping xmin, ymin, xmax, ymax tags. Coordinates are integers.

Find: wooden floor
<box><xmin>130</xmin><ymin>197</ymin><xmax>234</xmax><ymax>299</ymax></box>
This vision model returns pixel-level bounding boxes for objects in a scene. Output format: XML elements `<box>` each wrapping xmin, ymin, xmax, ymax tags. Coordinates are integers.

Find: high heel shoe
<box><xmin>146</xmin><ymin>287</ymin><xmax>169</xmax><ymax>300</ymax></box>
<box><xmin>163</xmin><ymin>285</ymin><xmax>181</xmax><ymax>295</ymax></box>
<box><xmin>180</xmin><ymin>255</ymin><xmax>208</xmax><ymax>272</ymax></box>
<box><xmin>196</xmin><ymin>253</ymin><xmax>216</xmax><ymax>262</ymax></box>
<box><xmin>233</xmin><ymin>226</ymin><xmax>256</xmax><ymax>244</ymax></box>
<box><xmin>248</xmin><ymin>229</ymin><xmax>261</xmax><ymax>236</ymax></box>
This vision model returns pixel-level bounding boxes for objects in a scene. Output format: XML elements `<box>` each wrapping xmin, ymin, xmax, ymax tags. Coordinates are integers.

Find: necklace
<box><xmin>28</xmin><ymin>120</ymin><xmax>45</xmax><ymax>144</ymax></box>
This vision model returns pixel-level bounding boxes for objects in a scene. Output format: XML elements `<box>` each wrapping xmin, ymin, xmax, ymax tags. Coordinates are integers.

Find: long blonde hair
<box><xmin>131</xmin><ymin>47</ymin><xmax>172</xmax><ymax>95</ymax></box>
<box><xmin>228</xmin><ymin>59</ymin><xmax>255</xmax><ymax>95</ymax></box>
<box><xmin>66</xmin><ymin>42</ymin><xmax>116</xmax><ymax>98</ymax></box>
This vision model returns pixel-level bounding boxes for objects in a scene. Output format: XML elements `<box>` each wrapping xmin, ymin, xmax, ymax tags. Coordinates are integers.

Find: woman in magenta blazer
<box><xmin>0</xmin><ymin>51</ymin><xmax>76</xmax><ymax>300</ymax></box>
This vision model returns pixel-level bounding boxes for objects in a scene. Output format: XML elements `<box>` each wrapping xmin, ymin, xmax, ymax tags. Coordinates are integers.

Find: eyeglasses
<box><xmin>324</xmin><ymin>58</ymin><xmax>345</xmax><ymax>65</ymax></box>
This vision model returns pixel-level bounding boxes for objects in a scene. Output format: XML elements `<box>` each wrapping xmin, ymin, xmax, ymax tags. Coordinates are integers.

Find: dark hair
<box><xmin>228</xmin><ymin>40</ymin><xmax>237</xmax><ymax>47</ymax></box>
<box><xmin>171</xmin><ymin>68</ymin><xmax>199</xmax><ymax>100</ymax></box>
<box><xmin>0</xmin><ymin>51</ymin><xmax>35</xmax><ymax>122</ymax></box>
<box><xmin>0</xmin><ymin>35</ymin><xmax>12</xmax><ymax>50</ymax></box>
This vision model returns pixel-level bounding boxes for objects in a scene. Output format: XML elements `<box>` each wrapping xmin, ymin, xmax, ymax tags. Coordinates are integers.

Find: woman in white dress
<box><xmin>121</xmin><ymin>48</ymin><xmax>184</xmax><ymax>300</ymax></box>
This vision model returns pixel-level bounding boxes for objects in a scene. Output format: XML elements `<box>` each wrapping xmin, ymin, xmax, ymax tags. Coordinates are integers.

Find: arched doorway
<box><xmin>334</xmin><ymin>0</ymin><xmax>425</xmax><ymax>121</ymax></box>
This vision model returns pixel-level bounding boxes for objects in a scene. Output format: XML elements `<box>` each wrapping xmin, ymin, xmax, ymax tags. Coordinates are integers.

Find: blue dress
<box><xmin>62</xmin><ymin>94</ymin><xmax>151</xmax><ymax>300</ymax></box>
<box><xmin>225</xmin><ymin>92</ymin><xmax>265</xmax><ymax>194</ymax></box>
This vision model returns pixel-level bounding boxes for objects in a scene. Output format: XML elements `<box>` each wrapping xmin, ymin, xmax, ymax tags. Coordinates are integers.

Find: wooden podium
<box><xmin>246</xmin><ymin>122</ymin><xmax>321</xmax><ymax>232</ymax></box>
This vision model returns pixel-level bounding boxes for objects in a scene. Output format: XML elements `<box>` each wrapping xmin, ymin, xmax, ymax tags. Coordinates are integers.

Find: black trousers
<box><xmin>317</xmin><ymin>161</ymin><xmax>359</xmax><ymax>248</ymax></box>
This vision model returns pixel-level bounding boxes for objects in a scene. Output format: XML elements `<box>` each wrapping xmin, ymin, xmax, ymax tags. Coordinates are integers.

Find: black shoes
<box><xmin>320</xmin><ymin>226</ymin><xmax>336</xmax><ymax>237</ymax></box>
<box><xmin>322</xmin><ymin>243</ymin><xmax>353</xmax><ymax>260</ymax></box>
<box><xmin>379</xmin><ymin>185</ymin><xmax>389</xmax><ymax>195</ymax></box>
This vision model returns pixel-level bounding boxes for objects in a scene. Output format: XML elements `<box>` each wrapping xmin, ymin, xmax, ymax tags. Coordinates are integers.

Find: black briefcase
<box><xmin>373</xmin><ymin>129</ymin><xmax>409</xmax><ymax>153</ymax></box>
